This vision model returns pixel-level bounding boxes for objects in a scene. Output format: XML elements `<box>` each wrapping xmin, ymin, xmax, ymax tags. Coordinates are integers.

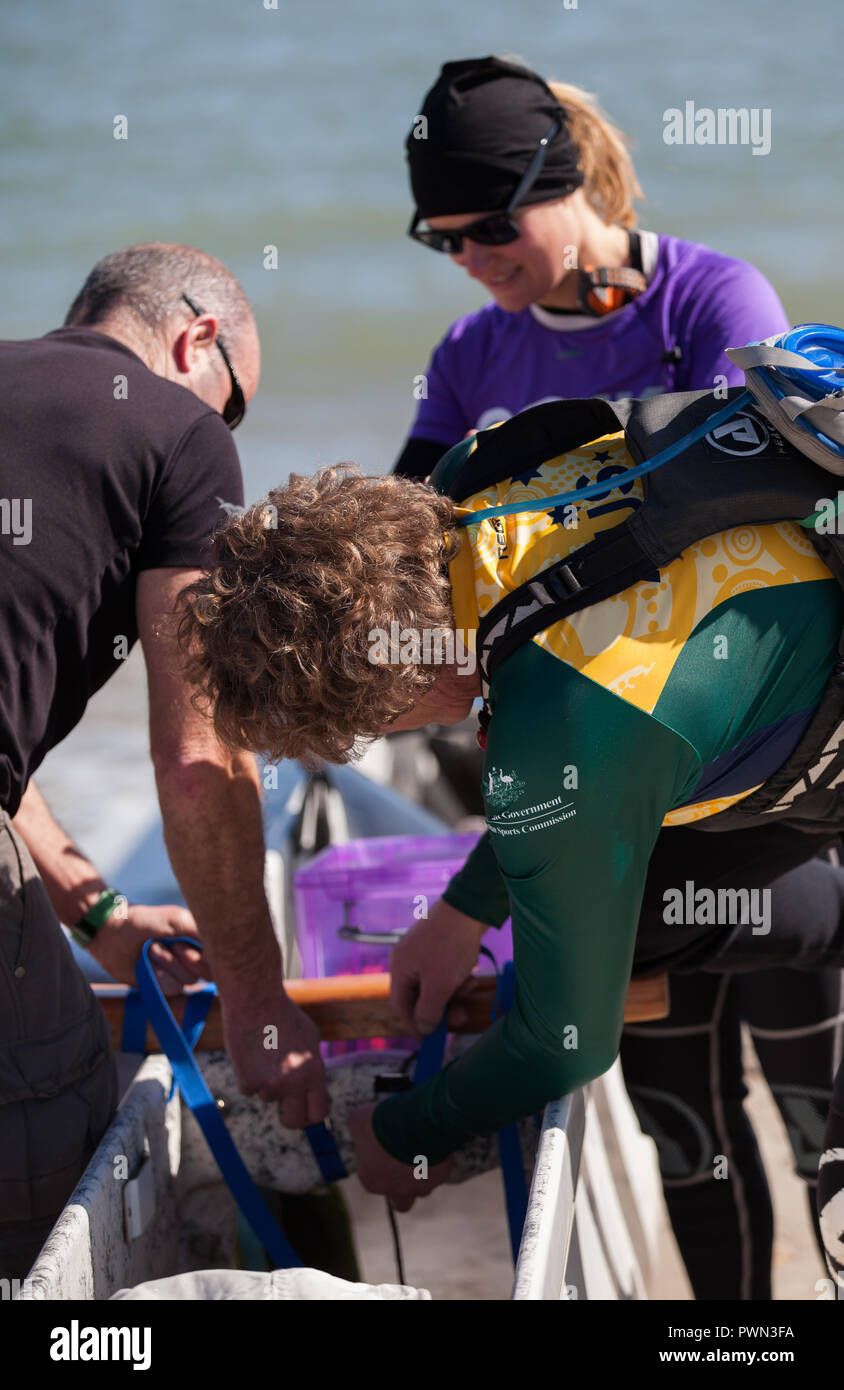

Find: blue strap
<box><xmin>305</xmin><ymin>1123</ymin><xmax>348</xmax><ymax>1183</ymax></box>
<box><xmin>135</xmin><ymin>939</ymin><xmax>302</xmax><ymax>1269</ymax></box>
<box><xmin>407</xmin><ymin>951</ymin><xmax>527</xmax><ymax>1264</ymax></box>
<box><xmin>492</xmin><ymin>962</ymin><xmax>529</xmax><ymax>1263</ymax></box>
<box><xmin>413</xmin><ymin>1019</ymin><xmax>448</xmax><ymax>1085</ymax></box>
<box><xmin>121</xmin><ymin>970</ymin><xmax>215</xmax><ymax>1058</ymax></box>
<box><xmin>132</xmin><ymin>941</ymin><xmax>345</xmax><ymax>1192</ymax></box>
<box><xmin>458</xmin><ymin>390</ymin><xmax>752</xmax><ymax>526</ymax></box>
<box><xmin>412</xmin><ymin>944</ymin><xmax>496</xmax><ymax>1082</ymax></box>
<box><xmin>158</xmin><ymin>983</ymin><xmax>218</xmax><ymax>1101</ymax></box>
<box><xmin>181</xmin><ymin>985</ymin><xmax>217</xmax><ymax>1050</ymax></box>
<box><xmin>120</xmin><ymin>987</ymin><xmax>148</xmax><ymax>1053</ymax></box>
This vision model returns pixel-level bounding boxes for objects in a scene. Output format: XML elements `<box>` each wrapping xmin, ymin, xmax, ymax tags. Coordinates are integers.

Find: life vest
<box><xmin>445</xmin><ymin>325</ymin><xmax>844</xmax><ymax>832</ymax></box>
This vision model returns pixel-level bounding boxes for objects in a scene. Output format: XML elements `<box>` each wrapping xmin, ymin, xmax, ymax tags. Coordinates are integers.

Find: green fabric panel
<box><xmin>373</xmin><ymin>643</ymin><xmax>698</xmax><ymax>1164</ymax></box>
<box><xmin>653</xmin><ymin>579</ymin><xmax>844</xmax><ymax>785</ymax></box>
<box><xmin>390</xmin><ymin>458</ymin><xmax>844</xmax><ymax>1163</ymax></box>
<box><xmin>442</xmin><ymin>833</ymin><xmax>511</xmax><ymax>926</ymax></box>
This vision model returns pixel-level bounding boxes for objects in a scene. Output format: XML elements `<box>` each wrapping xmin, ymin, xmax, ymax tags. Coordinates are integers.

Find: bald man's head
<box><xmin>65</xmin><ymin>242</ymin><xmax>260</xmax><ymax>412</ymax></box>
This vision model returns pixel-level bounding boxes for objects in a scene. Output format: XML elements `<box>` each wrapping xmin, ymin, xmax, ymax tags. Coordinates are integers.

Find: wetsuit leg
<box><xmin>738</xmin><ymin>966</ymin><xmax>843</xmax><ymax>1275</ymax></box>
<box><xmin>669</xmin><ymin>847</ymin><xmax>844</xmax><ymax>1291</ymax></box>
<box><xmin>625</xmin><ymin>825</ymin><xmax>844</xmax><ymax>1301</ymax></box>
<box><xmin>621</xmin><ymin>973</ymin><xmax>773</xmax><ymax>1300</ymax></box>
<box><xmin>818</xmin><ymin>1056</ymin><xmax>844</xmax><ymax>1287</ymax></box>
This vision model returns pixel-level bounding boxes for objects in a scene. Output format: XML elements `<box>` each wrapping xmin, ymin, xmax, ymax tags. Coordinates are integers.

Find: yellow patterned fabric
<box><xmin>449</xmin><ymin>430</ymin><xmax>835</xmax><ymax>824</ymax></box>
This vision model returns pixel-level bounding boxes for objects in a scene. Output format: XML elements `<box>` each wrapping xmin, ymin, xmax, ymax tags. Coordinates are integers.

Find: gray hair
<box><xmin>64</xmin><ymin>242</ymin><xmax>253</xmax><ymax>350</ymax></box>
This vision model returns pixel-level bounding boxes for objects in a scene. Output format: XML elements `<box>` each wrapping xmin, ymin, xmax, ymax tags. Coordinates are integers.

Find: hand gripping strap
<box><xmin>132</xmin><ymin>942</ymin><xmax>522</xmax><ymax>1263</ymax></box>
<box><xmin>135</xmin><ymin>939</ymin><xmax>304</xmax><ymax>1269</ymax></box>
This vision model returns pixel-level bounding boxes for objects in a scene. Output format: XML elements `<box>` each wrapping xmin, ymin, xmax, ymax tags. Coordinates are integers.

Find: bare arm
<box><xmin>13</xmin><ymin>779</ymin><xmax>110</xmax><ymax>925</ymax></box>
<box><xmin>12</xmin><ymin>779</ymin><xmax>201</xmax><ymax>991</ymax></box>
<box><xmin>138</xmin><ymin>566</ymin><xmax>328</xmax><ymax>1125</ymax></box>
<box><xmin>138</xmin><ymin>566</ymin><xmax>278</xmax><ymax>995</ymax></box>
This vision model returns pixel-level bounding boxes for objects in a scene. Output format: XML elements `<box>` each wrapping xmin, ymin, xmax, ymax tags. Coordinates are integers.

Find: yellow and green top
<box><xmin>372</xmin><ymin>428</ymin><xmax>844</xmax><ymax>1165</ymax></box>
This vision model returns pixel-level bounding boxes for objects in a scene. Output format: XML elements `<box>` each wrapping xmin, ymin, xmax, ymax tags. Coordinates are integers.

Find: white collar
<box><xmin>528</xmin><ymin>230</ymin><xmax>660</xmax><ymax>332</ymax></box>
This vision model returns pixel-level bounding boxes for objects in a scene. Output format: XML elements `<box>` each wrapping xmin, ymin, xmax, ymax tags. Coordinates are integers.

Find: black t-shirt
<box><xmin>0</xmin><ymin>327</ymin><xmax>244</xmax><ymax>814</ymax></box>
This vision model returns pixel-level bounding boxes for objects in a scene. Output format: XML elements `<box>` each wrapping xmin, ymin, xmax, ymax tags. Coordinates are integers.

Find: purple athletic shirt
<box><xmin>409</xmin><ymin>233</ymin><xmax>789</xmax><ymax>445</ymax></box>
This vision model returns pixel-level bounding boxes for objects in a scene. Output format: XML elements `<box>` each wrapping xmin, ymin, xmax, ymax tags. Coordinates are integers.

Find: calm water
<box><xmin>1</xmin><ymin>0</ymin><xmax>843</xmax><ymax>851</ymax></box>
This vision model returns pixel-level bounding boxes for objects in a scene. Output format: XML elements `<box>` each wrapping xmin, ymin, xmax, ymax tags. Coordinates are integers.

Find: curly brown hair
<box><xmin>178</xmin><ymin>466</ymin><xmax>461</xmax><ymax>766</ymax></box>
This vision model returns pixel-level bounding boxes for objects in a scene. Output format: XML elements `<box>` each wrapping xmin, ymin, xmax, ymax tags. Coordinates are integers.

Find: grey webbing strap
<box><xmin>725</xmin><ymin>342</ymin><xmax>844</xmax><ymax>459</ymax></box>
<box><xmin>783</xmin><ymin>399</ymin><xmax>844</xmax><ymax>449</ymax></box>
<box><xmin>725</xmin><ymin>343</ymin><xmax>828</xmax><ymax>372</ymax></box>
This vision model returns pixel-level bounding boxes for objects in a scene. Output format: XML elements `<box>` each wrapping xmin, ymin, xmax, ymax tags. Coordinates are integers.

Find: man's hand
<box><xmin>88</xmin><ymin>902</ymin><xmax>204</xmax><ymax>994</ymax></box>
<box><xmin>221</xmin><ymin>992</ymin><xmax>329</xmax><ymax>1130</ymax></box>
<box><xmin>390</xmin><ymin>897</ymin><xmax>488</xmax><ymax>1037</ymax></box>
<box><xmin>348</xmin><ymin>1102</ymin><xmax>452</xmax><ymax>1211</ymax></box>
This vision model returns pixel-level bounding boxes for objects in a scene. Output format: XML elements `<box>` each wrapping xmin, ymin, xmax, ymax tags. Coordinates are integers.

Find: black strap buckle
<box><xmin>374</xmin><ymin>1073</ymin><xmax>412</xmax><ymax>1095</ymax></box>
<box><xmin>540</xmin><ymin>561</ymin><xmax>583</xmax><ymax>601</ymax></box>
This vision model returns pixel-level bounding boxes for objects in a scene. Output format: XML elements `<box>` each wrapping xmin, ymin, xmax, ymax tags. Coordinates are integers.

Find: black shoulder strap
<box><xmin>471</xmin><ymin>385</ymin><xmax>844</xmax><ymax>702</ymax></box>
<box><xmin>446</xmin><ymin>397</ymin><xmax>631</xmax><ymax>502</ymax></box>
<box><xmin>476</xmin><ymin>520</ymin><xmax>653</xmax><ymax>697</ymax></box>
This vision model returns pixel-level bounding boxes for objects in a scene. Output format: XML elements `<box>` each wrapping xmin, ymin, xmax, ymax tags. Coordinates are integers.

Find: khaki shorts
<box><xmin>0</xmin><ymin>810</ymin><xmax>116</xmax><ymax>1277</ymax></box>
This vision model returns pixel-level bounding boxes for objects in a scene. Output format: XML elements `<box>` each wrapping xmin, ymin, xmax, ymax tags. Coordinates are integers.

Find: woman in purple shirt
<box><xmin>392</xmin><ymin>55</ymin><xmax>835</xmax><ymax>1301</ymax></box>
<box><xmin>394</xmin><ymin>55</ymin><xmax>786</xmax><ymax>477</ymax></box>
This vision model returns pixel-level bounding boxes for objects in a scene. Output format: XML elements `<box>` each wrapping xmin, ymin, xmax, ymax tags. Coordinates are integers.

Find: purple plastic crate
<box><xmin>293</xmin><ymin>834</ymin><xmax>512</xmax><ymax>1055</ymax></box>
<box><xmin>294</xmin><ymin>832</ymin><xmax>512</xmax><ymax>975</ymax></box>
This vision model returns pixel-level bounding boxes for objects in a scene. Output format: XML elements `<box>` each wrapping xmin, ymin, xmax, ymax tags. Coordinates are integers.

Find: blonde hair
<box><xmin>546</xmin><ymin>80</ymin><xmax>644</xmax><ymax>228</ymax></box>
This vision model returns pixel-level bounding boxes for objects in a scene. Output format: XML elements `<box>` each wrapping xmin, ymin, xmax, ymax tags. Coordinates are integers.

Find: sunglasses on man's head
<box><xmin>409</xmin><ymin>119</ymin><xmax>566</xmax><ymax>255</ymax></box>
<box><xmin>181</xmin><ymin>293</ymin><xmax>246</xmax><ymax>430</ymax></box>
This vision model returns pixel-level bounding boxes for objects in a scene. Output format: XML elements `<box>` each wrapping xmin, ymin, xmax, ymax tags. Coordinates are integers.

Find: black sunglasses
<box><xmin>181</xmin><ymin>293</ymin><xmax>246</xmax><ymax>430</ymax></box>
<box><xmin>408</xmin><ymin>120</ymin><xmax>566</xmax><ymax>255</ymax></box>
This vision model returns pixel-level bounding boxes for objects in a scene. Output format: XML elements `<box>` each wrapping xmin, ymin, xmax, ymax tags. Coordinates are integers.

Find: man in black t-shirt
<box><xmin>0</xmin><ymin>244</ymin><xmax>328</xmax><ymax>1278</ymax></box>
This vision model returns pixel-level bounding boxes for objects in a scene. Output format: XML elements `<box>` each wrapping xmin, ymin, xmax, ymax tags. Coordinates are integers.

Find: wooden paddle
<box><xmin>94</xmin><ymin>970</ymin><xmax>669</xmax><ymax>1051</ymax></box>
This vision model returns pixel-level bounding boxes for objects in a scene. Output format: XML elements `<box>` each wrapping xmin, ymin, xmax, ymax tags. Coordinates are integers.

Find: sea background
<box><xmin>1</xmin><ymin>0</ymin><xmax>843</xmax><ymax>865</ymax></box>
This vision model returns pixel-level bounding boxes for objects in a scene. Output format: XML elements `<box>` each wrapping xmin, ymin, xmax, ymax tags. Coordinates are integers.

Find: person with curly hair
<box><xmin>182</xmin><ymin>468</ymin><xmax>470</xmax><ymax>766</ymax></box>
<box><xmin>179</xmin><ymin>419</ymin><xmax>844</xmax><ymax>1274</ymax></box>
